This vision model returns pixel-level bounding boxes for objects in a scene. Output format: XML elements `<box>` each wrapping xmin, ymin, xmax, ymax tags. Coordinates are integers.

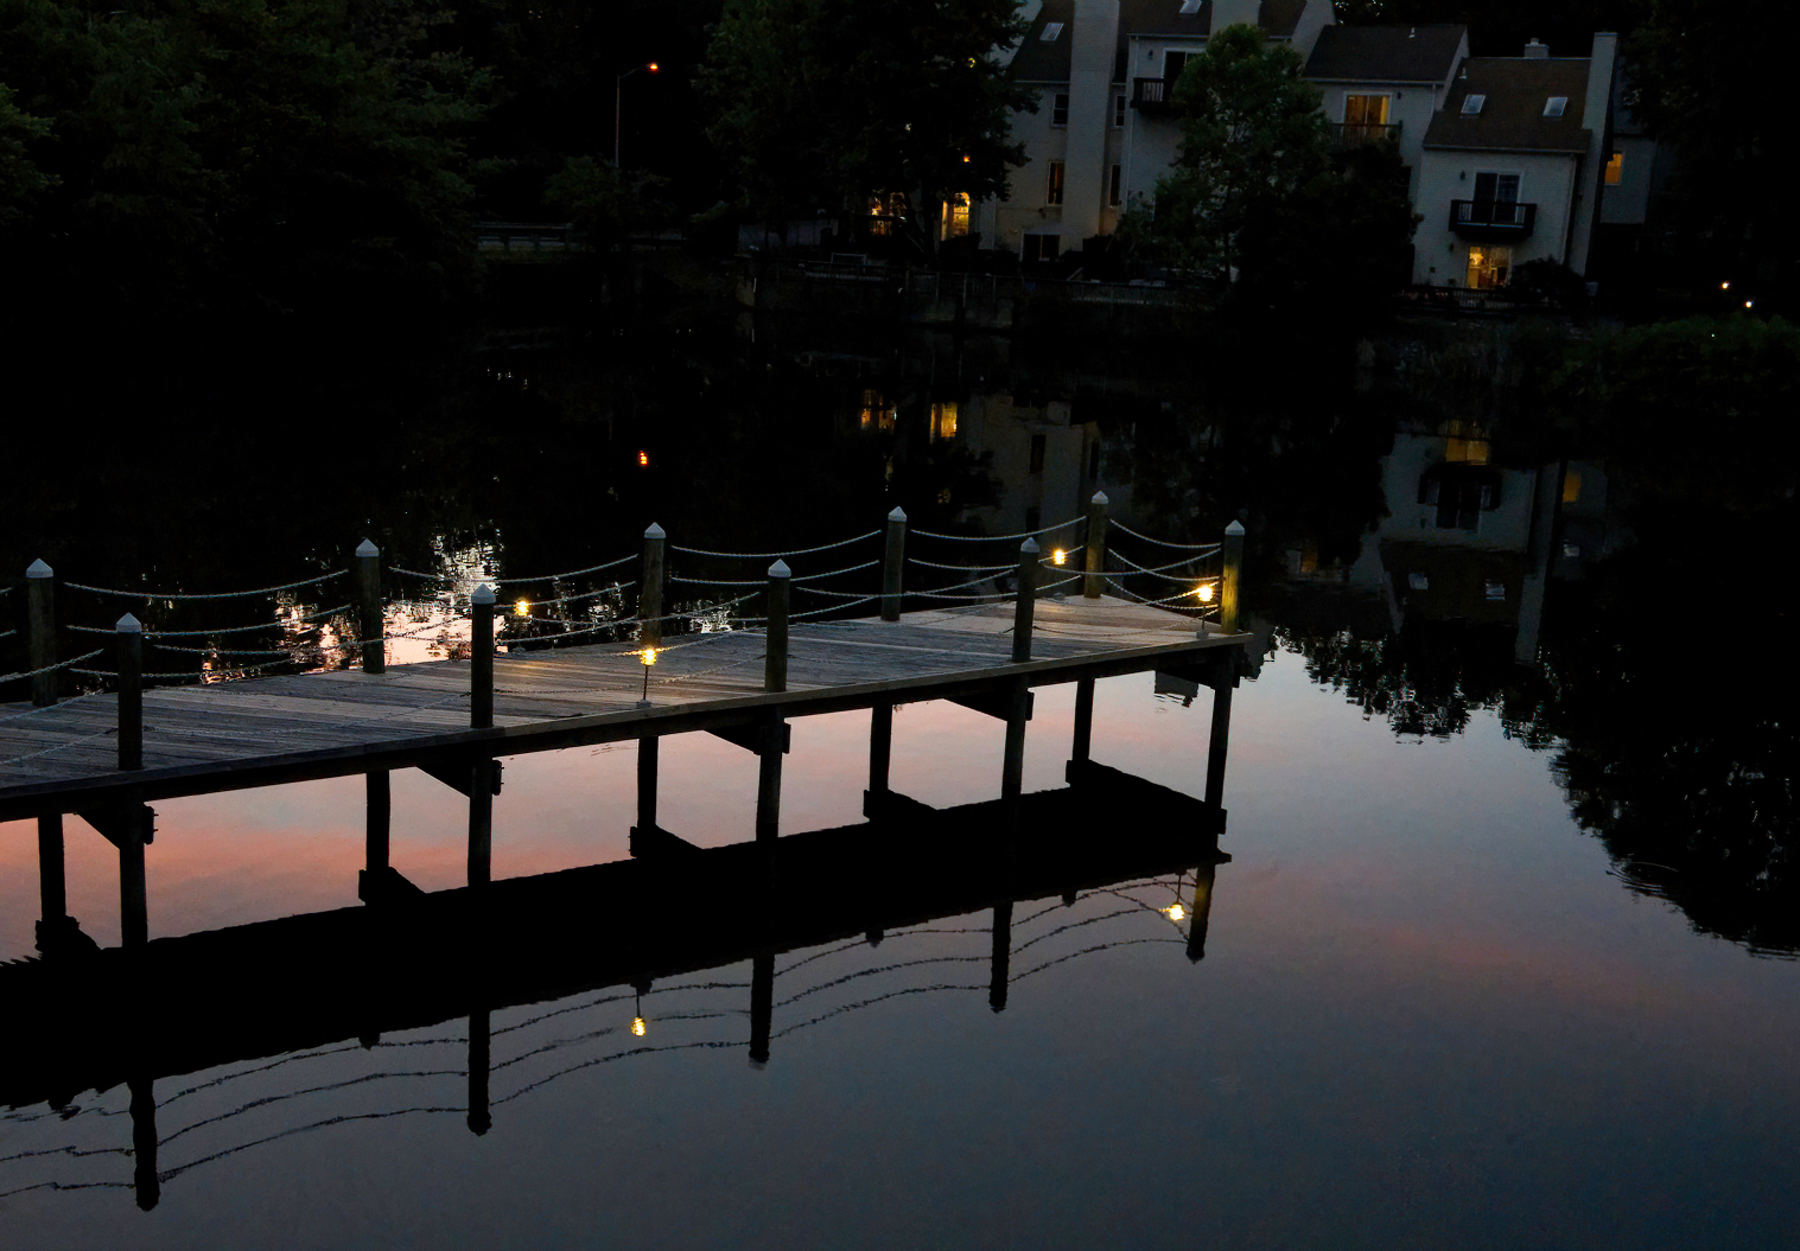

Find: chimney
<box><xmin>1524</xmin><ymin>38</ymin><xmax>1549</xmax><ymax>58</ymax></box>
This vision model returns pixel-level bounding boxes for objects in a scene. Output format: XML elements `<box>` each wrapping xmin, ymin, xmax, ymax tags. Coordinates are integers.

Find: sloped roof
<box><xmin>1011</xmin><ymin>0</ymin><xmax>1077</xmax><ymax>82</ymax></box>
<box><xmin>1424</xmin><ymin>58</ymin><xmax>1592</xmax><ymax>154</ymax></box>
<box><xmin>1303</xmin><ymin>24</ymin><xmax>1465</xmax><ymax>83</ymax></box>
<box><xmin>1114</xmin><ymin>0</ymin><xmax>1310</xmax><ymax>82</ymax></box>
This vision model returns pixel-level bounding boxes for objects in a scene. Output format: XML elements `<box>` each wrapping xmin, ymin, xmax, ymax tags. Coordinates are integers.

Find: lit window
<box><xmin>860</xmin><ymin>389</ymin><xmax>895</xmax><ymax>431</ymax></box>
<box><xmin>1604</xmin><ymin>152</ymin><xmax>1623</xmax><ymax>185</ymax></box>
<box><xmin>1562</xmin><ymin>471</ymin><xmax>1582</xmax><ymax>503</ymax></box>
<box><xmin>942</xmin><ymin>192</ymin><xmax>971</xmax><ymax>239</ymax></box>
<box><xmin>1461</xmin><ymin>93</ymin><xmax>1486</xmax><ymax>116</ymax></box>
<box><xmin>1052</xmin><ymin>93</ymin><xmax>1069</xmax><ymax>127</ymax></box>
<box><xmin>1544</xmin><ymin>96</ymin><xmax>1567</xmax><ymax>118</ymax></box>
<box><xmin>1041</xmin><ymin>21</ymin><xmax>1063</xmax><ymax>40</ymax></box>
<box><xmin>1443</xmin><ymin>421</ymin><xmax>1490</xmax><ymax>465</ymax></box>
<box><xmin>1047</xmin><ymin>160</ymin><xmax>1065</xmax><ymax>205</ymax></box>
<box><xmin>1466</xmin><ymin>244</ymin><xmax>1512</xmax><ymax>289</ymax></box>
<box><xmin>1109</xmin><ymin>164</ymin><xmax>1122</xmax><ymax>207</ymax></box>
<box><xmin>930</xmin><ymin>402</ymin><xmax>959</xmax><ymax>440</ymax></box>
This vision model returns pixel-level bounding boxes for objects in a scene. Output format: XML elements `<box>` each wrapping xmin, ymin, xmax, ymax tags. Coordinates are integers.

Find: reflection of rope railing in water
<box><xmin>0</xmin><ymin>878</ymin><xmax>1193</xmax><ymax>1199</ymax></box>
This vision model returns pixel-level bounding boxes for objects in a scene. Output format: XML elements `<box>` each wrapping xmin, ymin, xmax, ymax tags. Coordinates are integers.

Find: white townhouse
<box><xmin>975</xmin><ymin>1</ymin><xmax>1624</xmax><ymax>290</ymax></box>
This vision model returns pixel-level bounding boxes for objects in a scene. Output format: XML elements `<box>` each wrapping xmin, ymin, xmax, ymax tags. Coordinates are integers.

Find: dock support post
<box><xmin>468</xmin><ymin>762</ymin><xmax>493</xmax><ymax>888</ymax></box>
<box><xmin>989</xmin><ymin>900</ymin><xmax>1012</xmax><ymax>1012</ymax></box>
<box><xmin>641</xmin><ymin>523</ymin><xmax>666</xmax><ymax>647</ymax></box>
<box><xmin>129</xmin><ymin>1075</ymin><xmax>160</xmax><ymax>1210</ymax></box>
<box><xmin>636</xmin><ymin>736</ymin><xmax>659</xmax><ymax>838</ymax></box>
<box><xmin>1220</xmin><ymin>520</ymin><xmax>1245</xmax><ymax>634</ymax></box>
<box><xmin>1083</xmin><ymin>493</ymin><xmax>1108</xmax><ymax>599</ymax></box>
<box><xmin>1001</xmin><ymin>678</ymin><xmax>1029</xmax><ymax>802</ymax></box>
<box><xmin>765</xmin><ymin>561</ymin><xmax>789</xmax><ymax>693</ymax></box>
<box><xmin>471</xmin><ymin>584</ymin><xmax>494</xmax><ymax>729</ymax></box>
<box><xmin>1186</xmin><ymin>861</ymin><xmax>1217</xmax><ymax>962</ymax></box>
<box><xmin>750</xmin><ymin>951</ymin><xmax>773</xmax><ymax>1068</ymax></box>
<box><xmin>868</xmin><ymin>701</ymin><xmax>893</xmax><ymax>798</ymax></box>
<box><xmin>356</xmin><ymin>539</ymin><xmax>384</xmax><ymax>675</ymax></box>
<box><xmin>117</xmin><ymin>614</ymin><xmax>143</xmax><ymax>771</ymax></box>
<box><xmin>756</xmin><ymin>716</ymin><xmax>783</xmax><ymax>843</ymax></box>
<box><xmin>1012</xmin><ymin>539</ymin><xmax>1039</xmax><ymax>664</ymax></box>
<box><xmin>118</xmin><ymin>805</ymin><xmax>149</xmax><ymax>948</ymax></box>
<box><xmin>365</xmin><ymin>769</ymin><xmax>390</xmax><ymax>876</ymax></box>
<box><xmin>1204</xmin><ymin>656</ymin><xmax>1236</xmax><ymax>812</ymax></box>
<box><xmin>467</xmin><ymin>1007</ymin><xmax>492</xmax><ymax>1136</ymax></box>
<box><xmin>881</xmin><ymin>507</ymin><xmax>906</xmax><ymax>621</ymax></box>
<box><xmin>26</xmin><ymin>559</ymin><xmax>55</xmax><ymax>706</ymax></box>
<box><xmin>35</xmin><ymin>814</ymin><xmax>67</xmax><ymax>951</ymax></box>
<box><xmin>1071</xmin><ymin>678</ymin><xmax>1095</xmax><ymax>764</ymax></box>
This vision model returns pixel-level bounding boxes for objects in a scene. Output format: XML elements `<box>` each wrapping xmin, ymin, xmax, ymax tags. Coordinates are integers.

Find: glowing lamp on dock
<box><xmin>1194</xmin><ymin>582</ymin><xmax>1215</xmax><ymax>603</ymax></box>
<box><xmin>638</xmin><ymin>450</ymin><xmax>650</xmax><ymax>467</ymax></box>
<box><xmin>637</xmin><ymin>646</ymin><xmax>659</xmax><ymax>706</ymax></box>
<box><xmin>514</xmin><ymin>599</ymin><xmax>530</xmax><ymax>618</ymax></box>
<box><xmin>1052</xmin><ymin>548</ymin><xmax>1067</xmax><ymax>566</ymax></box>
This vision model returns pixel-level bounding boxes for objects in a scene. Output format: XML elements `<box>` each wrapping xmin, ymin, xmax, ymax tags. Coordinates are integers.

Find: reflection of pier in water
<box><xmin>0</xmin><ymin>760</ymin><xmax>1228</xmax><ymax>1210</ymax></box>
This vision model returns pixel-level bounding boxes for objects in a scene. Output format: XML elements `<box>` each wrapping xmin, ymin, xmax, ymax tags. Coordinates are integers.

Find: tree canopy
<box><xmin>698</xmin><ymin>0</ymin><xmax>1032</xmax><ymax>253</ymax></box>
<box><xmin>1139</xmin><ymin>24</ymin><xmax>1417</xmax><ymax>317</ymax></box>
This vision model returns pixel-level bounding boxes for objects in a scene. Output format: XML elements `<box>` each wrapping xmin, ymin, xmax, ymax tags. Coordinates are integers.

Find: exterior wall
<box><xmin>1598</xmin><ymin>134</ymin><xmax>1657</xmax><ymax>225</ymax></box>
<box><xmin>1062</xmin><ymin>0</ymin><xmax>1121</xmax><ymax>242</ymax></box>
<box><xmin>993</xmin><ymin>86</ymin><xmax>1071</xmax><ymax>252</ymax></box>
<box><xmin>1412</xmin><ymin>149</ymin><xmax>1579</xmax><ymax>285</ymax></box>
<box><xmin>1565</xmin><ymin>33</ymin><xmax>1616</xmax><ymax>275</ymax></box>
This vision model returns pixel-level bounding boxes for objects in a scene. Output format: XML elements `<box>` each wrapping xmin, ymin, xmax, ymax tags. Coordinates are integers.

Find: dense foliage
<box><xmin>699</xmin><ymin>0</ymin><xmax>1032</xmax><ymax>254</ymax></box>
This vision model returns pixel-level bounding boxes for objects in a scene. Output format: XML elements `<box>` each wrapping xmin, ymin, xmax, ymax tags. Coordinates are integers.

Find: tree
<box><xmin>1144</xmin><ymin>24</ymin><xmax>1416</xmax><ymax>316</ymax></box>
<box><xmin>0</xmin><ymin>81</ymin><xmax>53</xmax><ymax>226</ymax></box>
<box><xmin>699</xmin><ymin>0</ymin><xmax>1032</xmax><ymax>257</ymax></box>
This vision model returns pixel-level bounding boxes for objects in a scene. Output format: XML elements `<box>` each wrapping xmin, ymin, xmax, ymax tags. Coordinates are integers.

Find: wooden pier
<box><xmin>3</xmin><ymin>507</ymin><xmax>1249</xmax><ymax>959</ymax></box>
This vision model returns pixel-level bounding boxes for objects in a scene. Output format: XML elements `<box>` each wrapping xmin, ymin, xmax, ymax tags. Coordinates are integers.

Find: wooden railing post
<box><xmin>881</xmin><ymin>507</ymin><xmax>906</xmax><ymax>622</ymax></box>
<box><xmin>117</xmin><ymin>614</ymin><xmax>143</xmax><ymax>771</ymax></box>
<box><xmin>26</xmin><ymin>559</ymin><xmax>55</xmax><ymax>706</ymax></box>
<box><xmin>471</xmin><ymin>584</ymin><xmax>495</xmax><ymax>729</ymax></box>
<box><xmin>641</xmin><ymin>522</ymin><xmax>666</xmax><ymax>647</ymax></box>
<box><xmin>355</xmin><ymin>539</ymin><xmax>384</xmax><ymax>675</ymax></box>
<box><xmin>1220</xmin><ymin>520</ymin><xmax>1245</xmax><ymax>633</ymax></box>
<box><xmin>1012</xmin><ymin>538</ymin><xmax>1038</xmax><ymax>664</ymax></box>
<box><xmin>765</xmin><ymin>560</ymin><xmax>790</xmax><ymax>693</ymax></box>
<box><xmin>1083</xmin><ymin>492</ymin><xmax>1107</xmax><ymax>599</ymax></box>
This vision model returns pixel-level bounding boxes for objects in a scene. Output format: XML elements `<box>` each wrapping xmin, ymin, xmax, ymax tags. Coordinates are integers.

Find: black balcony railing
<box><xmin>1331</xmin><ymin>121</ymin><xmax>1402</xmax><ymax>146</ymax></box>
<box><xmin>1449</xmin><ymin>199</ymin><xmax>1538</xmax><ymax>239</ymax></box>
<box><xmin>1132</xmin><ymin>77</ymin><xmax>1176</xmax><ymax>116</ymax></box>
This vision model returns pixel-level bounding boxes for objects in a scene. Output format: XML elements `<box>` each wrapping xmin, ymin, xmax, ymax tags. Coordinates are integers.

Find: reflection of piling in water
<box><xmin>130</xmin><ymin>1073</ymin><xmax>159</xmax><ymax>1211</ymax></box>
<box><xmin>989</xmin><ymin>900</ymin><xmax>1013</xmax><ymax>1013</ymax></box>
<box><xmin>750</xmin><ymin>952</ymin><xmax>773</xmax><ymax>1068</ymax></box>
<box><xmin>467</xmin><ymin>1007</ymin><xmax>492</xmax><ymax>1136</ymax></box>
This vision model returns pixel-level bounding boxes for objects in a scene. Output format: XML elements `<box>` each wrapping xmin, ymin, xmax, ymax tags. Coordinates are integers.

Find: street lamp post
<box><xmin>615</xmin><ymin>62</ymin><xmax>659</xmax><ymax>168</ymax></box>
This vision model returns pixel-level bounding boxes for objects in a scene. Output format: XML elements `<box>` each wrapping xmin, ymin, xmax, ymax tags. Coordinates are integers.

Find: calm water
<box><xmin>2</xmin><ymin>309</ymin><xmax>1796</xmax><ymax>1247</ymax></box>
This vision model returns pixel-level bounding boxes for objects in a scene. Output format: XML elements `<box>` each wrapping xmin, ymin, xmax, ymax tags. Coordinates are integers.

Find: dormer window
<box><xmin>1543</xmin><ymin>96</ymin><xmax>1568</xmax><ymax>117</ymax></box>
<box><xmin>1461</xmin><ymin>94</ymin><xmax>1486</xmax><ymax>116</ymax></box>
<box><xmin>1041</xmin><ymin>21</ymin><xmax>1063</xmax><ymax>40</ymax></box>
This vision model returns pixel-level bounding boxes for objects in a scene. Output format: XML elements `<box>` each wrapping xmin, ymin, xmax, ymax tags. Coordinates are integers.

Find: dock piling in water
<box><xmin>1220</xmin><ymin>520</ymin><xmax>1245</xmax><ymax>634</ymax></box>
<box><xmin>116</xmin><ymin>614</ymin><xmax>143</xmax><ymax>771</ymax></box>
<box><xmin>26</xmin><ymin>559</ymin><xmax>55</xmax><ymax>707</ymax></box>
<box><xmin>765</xmin><ymin>560</ymin><xmax>790</xmax><ymax>693</ymax></box>
<box><xmin>356</xmin><ymin>540</ymin><xmax>384</xmax><ymax>674</ymax></box>
<box><xmin>1012</xmin><ymin>539</ymin><xmax>1039</xmax><ymax>663</ymax></box>
<box><xmin>641</xmin><ymin>523</ymin><xmax>666</xmax><ymax>647</ymax></box>
<box><xmin>471</xmin><ymin>584</ymin><xmax>495</xmax><ymax>730</ymax></box>
<box><xmin>1083</xmin><ymin>493</ymin><xmax>1108</xmax><ymax>600</ymax></box>
<box><xmin>881</xmin><ymin>507</ymin><xmax>906</xmax><ymax>621</ymax></box>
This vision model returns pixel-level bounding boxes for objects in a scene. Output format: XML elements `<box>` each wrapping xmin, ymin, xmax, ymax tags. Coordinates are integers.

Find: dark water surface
<box><xmin>2</xmin><ymin>312</ymin><xmax>1796</xmax><ymax>1248</ymax></box>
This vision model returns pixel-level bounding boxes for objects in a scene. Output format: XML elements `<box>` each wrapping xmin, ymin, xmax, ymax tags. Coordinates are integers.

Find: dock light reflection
<box><xmin>631</xmin><ymin>1016</ymin><xmax>647</xmax><ymax>1037</ymax></box>
<box><xmin>1165</xmin><ymin>903</ymin><xmax>1186</xmax><ymax>922</ymax></box>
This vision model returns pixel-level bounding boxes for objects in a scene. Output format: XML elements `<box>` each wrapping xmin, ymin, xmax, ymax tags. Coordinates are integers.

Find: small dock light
<box><xmin>1195</xmin><ymin>582</ymin><xmax>1215</xmax><ymax>603</ymax></box>
<box><xmin>1052</xmin><ymin>548</ymin><xmax>1067</xmax><ymax>566</ymax></box>
<box><xmin>514</xmin><ymin>599</ymin><xmax>530</xmax><ymax>618</ymax></box>
<box><xmin>638</xmin><ymin>646</ymin><xmax>658</xmax><ymax>705</ymax></box>
<box><xmin>638</xmin><ymin>450</ymin><xmax>650</xmax><ymax>467</ymax></box>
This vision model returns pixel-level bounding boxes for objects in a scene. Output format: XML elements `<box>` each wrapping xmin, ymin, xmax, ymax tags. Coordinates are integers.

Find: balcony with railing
<box><xmin>1331</xmin><ymin>121</ymin><xmax>1402</xmax><ymax>147</ymax></box>
<box><xmin>1449</xmin><ymin>199</ymin><xmax>1538</xmax><ymax>240</ymax></box>
<box><xmin>1132</xmin><ymin>77</ymin><xmax>1177</xmax><ymax>117</ymax></box>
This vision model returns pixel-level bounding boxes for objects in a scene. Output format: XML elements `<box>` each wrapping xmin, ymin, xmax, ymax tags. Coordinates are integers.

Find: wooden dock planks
<box><xmin>1</xmin><ymin>597</ymin><xmax>1241</xmax><ymax>817</ymax></box>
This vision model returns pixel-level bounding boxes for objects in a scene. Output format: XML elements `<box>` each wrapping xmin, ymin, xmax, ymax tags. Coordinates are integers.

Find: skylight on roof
<box><xmin>1544</xmin><ymin>95</ymin><xmax>1568</xmax><ymax>117</ymax></box>
<box><xmin>1180</xmin><ymin>0</ymin><xmax>1203</xmax><ymax>14</ymax></box>
<box><xmin>1041</xmin><ymin>21</ymin><xmax>1064</xmax><ymax>40</ymax></box>
<box><xmin>1461</xmin><ymin>94</ymin><xmax>1486</xmax><ymax>116</ymax></box>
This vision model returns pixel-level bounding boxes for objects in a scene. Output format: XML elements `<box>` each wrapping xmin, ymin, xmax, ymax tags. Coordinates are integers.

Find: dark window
<box><xmin>1025</xmin><ymin>506</ymin><xmax>1042</xmax><ymax>531</ymax></box>
<box><xmin>1109</xmin><ymin>164</ymin><xmax>1122</xmax><ymax>207</ymax></box>
<box><xmin>1022</xmin><ymin>234</ymin><xmax>1060</xmax><ymax>264</ymax></box>
<box><xmin>1029</xmin><ymin>434</ymin><xmax>1047</xmax><ymax>473</ymax></box>
<box><xmin>1052</xmin><ymin>93</ymin><xmax>1069</xmax><ymax>126</ymax></box>
<box><xmin>1088</xmin><ymin>441</ymin><xmax>1101</xmax><ymax>479</ymax></box>
<box><xmin>1165</xmin><ymin>51</ymin><xmax>1190</xmax><ymax>83</ymax></box>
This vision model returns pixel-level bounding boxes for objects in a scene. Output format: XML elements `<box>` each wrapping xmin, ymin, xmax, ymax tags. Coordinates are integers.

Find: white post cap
<box><xmin>1021</xmin><ymin>537</ymin><xmax>1040</xmax><ymax>554</ymax></box>
<box><xmin>116</xmin><ymin>613</ymin><xmax>143</xmax><ymax>633</ymax></box>
<box><xmin>1090</xmin><ymin>491</ymin><xmax>1108</xmax><ymax>506</ymax></box>
<box><xmin>645</xmin><ymin>522</ymin><xmax>666</xmax><ymax>539</ymax></box>
<box><xmin>1225</xmin><ymin>520</ymin><xmax>1246</xmax><ymax>536</ymax></box>
<box><xmin>356</xmin><ymin>539</ymin><xmax>379</xmax><ymax>558</ymax></box>
<box><xmin>887</xmin><ymin>506</ymin><xmax>907</xmax><ymax>523</ymax></box>
<box><xmin>472</xmin><ymin>584</ymin><xmax>496</xmax><ymax>605</ymax></box>
<box><xmin>26</xmin><ymin>559</ymin><xmax>52</xmax><ymax>578</ymax></box>
<box><xmin>768</xmin><ymin>559</ymin><xmax>791</xmax><ymax>578</ymax></box>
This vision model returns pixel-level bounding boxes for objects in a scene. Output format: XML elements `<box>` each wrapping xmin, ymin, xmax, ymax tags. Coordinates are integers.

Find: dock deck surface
<box><xmin>1</xmin><ymin>597</ymin><xmax>1241</xmax><ymax>815</ymax></box>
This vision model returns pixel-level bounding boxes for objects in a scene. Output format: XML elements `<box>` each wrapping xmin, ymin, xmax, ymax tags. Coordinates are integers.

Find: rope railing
<box><xmin>910</xmin><ymin>515</ymin><xmax>1086</xmax><ymax>542</ymax></box>
<box><xmin>1107</xmin><ymin>519</ymin><xmax>1220</xmax><ymax>550</ymax></box>
<box><xmin>668</xmin><ymin>530</ymin><xmax>880</xmax><ymax>560</ymax></box>
<box><xmin>1108</xmin><ymin>549</ymin><xmax>1218</xmax><ymax>580</ymax></box>
<box><xmin>387</xmin><ymin>554</ymin><xmax>636</xmax><ymax>585</ymax></box>
<box><xmin>60</xmin><ymin>571</ymin><xmax>345</xmax><ymax>601</ymax></box>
